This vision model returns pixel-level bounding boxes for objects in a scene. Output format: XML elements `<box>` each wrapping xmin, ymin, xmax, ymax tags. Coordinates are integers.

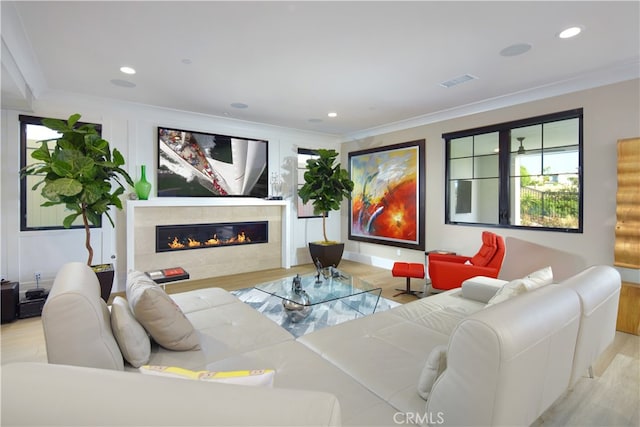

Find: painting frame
<box><xmin>348</xmin><ymin>140</ymin><xmax>425</xmax><ymax>250</ymax></box>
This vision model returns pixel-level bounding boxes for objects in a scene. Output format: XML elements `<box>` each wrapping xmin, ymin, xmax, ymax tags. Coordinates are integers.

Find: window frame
<box><xmin>19</xmin><ymin>114</ymin><xmax>103</xmax><ymax>231</ymax></box>
<box><xmin>296</xmin><ymin>147</ymin><xmax>324</xmax><ymax>218</ymax></box>
<box><xmin>443</xmin><ymin>108</ymin><xmax>584</xmax><ymax>233</ymax></box>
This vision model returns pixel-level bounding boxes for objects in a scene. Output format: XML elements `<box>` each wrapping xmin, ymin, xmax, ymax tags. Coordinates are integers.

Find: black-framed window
<box><xmin>296</xmin><ymin>148</ymin><xmax>324</xmax><ymax>218</ymax></box>
<box><xmin>443</xmin><ymin>109</ymin><xmax>583</xmax><ymax>233</ymax></box>
<box><xmin>19</xmin><ymin>115</ymin><xmax>102</xmax><ymax>231</ymax></box>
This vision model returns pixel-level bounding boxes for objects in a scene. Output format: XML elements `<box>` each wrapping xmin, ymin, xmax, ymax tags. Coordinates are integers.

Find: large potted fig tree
<box><xmin>298</xmin><ymin>148</ymin><xmax>354</xmax><ymax>267</ymax></box>
<box><xmin>20</xmin><ymin>113</ymin><xmax>134</xmax><ymax>301</ymax></box>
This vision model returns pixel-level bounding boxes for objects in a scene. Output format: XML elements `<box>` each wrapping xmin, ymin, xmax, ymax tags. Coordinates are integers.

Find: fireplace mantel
<box><xmin>126</xmin><ymin>198</ymin><xmax>291</xmax><ymax>281</ymax></box>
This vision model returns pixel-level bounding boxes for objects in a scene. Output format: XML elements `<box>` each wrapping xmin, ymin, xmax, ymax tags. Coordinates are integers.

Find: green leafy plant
<box><xmin>298</xmin><ymin>148</ymin><xmax>354</xmax><ymax>243</ymax></box>
<box><xmin>20</xmin><ymin>113</ymin><xmax>134</xmax><ymax>265</ymax></box>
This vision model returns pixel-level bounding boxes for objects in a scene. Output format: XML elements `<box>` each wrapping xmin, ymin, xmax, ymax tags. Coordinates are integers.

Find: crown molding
<box><xmin>342</xmin><ymin>59</ymin><xmax>640</xmax><ymax>142</ymax></box>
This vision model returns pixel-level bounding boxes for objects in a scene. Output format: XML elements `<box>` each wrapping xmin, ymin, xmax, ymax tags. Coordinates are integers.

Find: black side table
<box><xmin>1</xmin><ymin>281</ymin><xmax>20</xmax><ymax>323</ymax></box>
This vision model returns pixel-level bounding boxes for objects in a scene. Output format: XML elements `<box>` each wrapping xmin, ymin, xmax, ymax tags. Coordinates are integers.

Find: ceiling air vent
<box><xmin>439</xmin><ymin>74</ymin><xmax>478</xmax><ymax>88</ymax></box>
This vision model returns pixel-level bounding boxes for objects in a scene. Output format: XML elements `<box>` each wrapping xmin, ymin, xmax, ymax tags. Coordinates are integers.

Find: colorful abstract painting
<box><xmin>348</xmin><ymin>140</ymin><xmax>425</xmax><ymax>250</ymax></box>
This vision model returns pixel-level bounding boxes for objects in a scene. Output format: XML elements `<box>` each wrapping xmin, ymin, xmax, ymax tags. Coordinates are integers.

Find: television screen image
<box><xmin>157</xmin><ymin>127</ymin><xmax>268</xmax><ymax>198</ymax></box>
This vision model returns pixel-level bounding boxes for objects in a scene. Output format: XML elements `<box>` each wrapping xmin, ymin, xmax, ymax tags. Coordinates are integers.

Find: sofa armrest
<box><xmin>427</xmin><ymin>285</ymin><xmax>580</xmax><ymax>426</ymax></box>
<box><xmin>461</xmin><ymin>276</ymin><xmax>508</xmax><ymax>303</ymax></box>
<box><xmin>429</xmin><ymin>261</ymin><xmax>501</xmax><ymax>290</ymax></box>
<box><xmin>1</xmin><ymin>362</ymin><xmax>341</xmax><ymax>426</ymax></box>
<box><xmin>428</xmin><ymin>253</ymin><xmax>469</xmax><ymax>264</ymax></box>
<box><xmin>43</xmin><ymin>262</ymin><xmax>124</xmax><ymax>370</ymax></box>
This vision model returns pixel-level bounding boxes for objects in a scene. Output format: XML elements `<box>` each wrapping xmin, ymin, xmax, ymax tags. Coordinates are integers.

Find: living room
<box><xmin>1</xmin><ymin>2</ymin><xmax>639</xmax><ymax>426</ymax></box>
<box><xmin>1</xmin><ymin>1</ymin><xmax>639</xmax><ymax>292</ymax></box>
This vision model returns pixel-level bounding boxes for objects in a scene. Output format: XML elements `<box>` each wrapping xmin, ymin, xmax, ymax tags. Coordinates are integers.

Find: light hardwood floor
<box><xmin>1</xmin><ymin>260</ymin><xmax>638</xmax><ymax>426</ymax></box>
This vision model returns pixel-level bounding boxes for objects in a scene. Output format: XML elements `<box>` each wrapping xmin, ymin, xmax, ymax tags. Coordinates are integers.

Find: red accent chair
<box><xmin>428</xmin><ymin>231</ymin><xmax>506</xmax><ymax>291</ymax></box>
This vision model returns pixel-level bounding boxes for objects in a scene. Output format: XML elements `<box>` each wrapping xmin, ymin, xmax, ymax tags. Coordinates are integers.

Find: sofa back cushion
<box><xmin>498</xmin><ymin>237</ymin><xmax>586</xmax><ymax>282</ymax></box>
<box><xmin>42</xmin><ymin>262</ymin><xmax>124</xmax><ymax>370</ymax></box>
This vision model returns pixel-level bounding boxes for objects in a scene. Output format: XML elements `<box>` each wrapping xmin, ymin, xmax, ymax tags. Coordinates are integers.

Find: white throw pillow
<box><xmin>126</xmin><ymin>271</ymin><xmax>200</xmax><ymax>351</ymax></box>
<box><xmin>110</xmin><ymin>296</ymin><xmax>151</xmax><ymax>367</ymax></box>
<box><xmin>139</xmin><ymin>365</ymin><xmax>275</xmax><ymax>387</ymax></box>
<box><xmin>417</xmin><ymin>345</ymin><xmax>447</xmax><ymax>400</ymax></box>
<box><xmin>461</xmin><ymin>276</ymin><xmax>509</xmax><ymax>303</ymax></box>
<box><xmin>487</xmin><ymin>266</ymin><xmax>553</xmax><ymax>306</ymax></box>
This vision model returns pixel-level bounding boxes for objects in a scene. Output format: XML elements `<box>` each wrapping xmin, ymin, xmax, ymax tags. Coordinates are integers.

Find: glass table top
<box><xmin>254</xmin><ymin>268</ymin><xmax>381</xmax><ymax>307</ymax></box>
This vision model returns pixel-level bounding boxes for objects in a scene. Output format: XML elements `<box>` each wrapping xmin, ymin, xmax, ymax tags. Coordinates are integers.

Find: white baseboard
<box><xmin>615</xmin><ymin>266</ymin><xmax>640</xmax><ymax>284</ymax></box>
<box><xmin>343</xmin><ymin>251</ymin><xmax>394</xmax><ymax>270</ymax></box>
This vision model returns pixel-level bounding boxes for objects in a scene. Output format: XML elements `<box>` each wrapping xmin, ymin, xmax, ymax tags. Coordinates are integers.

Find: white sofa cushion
<box><xmin>110</xmin><ymin>296</ymin><xmax>150</xmax><ymax>367</ymax></box>
<box><xmin>126</xmin><ymin>271</ymin><xmax>200</xmax><ymax>351</ymax></box>
<box><xmin>417</xmin><ymin>344</ymin><xmax>447</xmax><ymax>400</ymax></box>
<box><xmin>461</xmin><ymin>276</ymin><xmax>508</xmax><ymax>303</ymax></box>
<box><xmin>487</xmin><ymin>266</ymin><xmax>553</xmax><ymax>306</ymax></box>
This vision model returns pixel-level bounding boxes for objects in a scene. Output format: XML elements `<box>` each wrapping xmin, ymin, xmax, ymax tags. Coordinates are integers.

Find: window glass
<box><xmin>449</xmin><ymin>157</ymin><xmax>473</xmax><ymax>180</ymax></box>
<box><xmin>297</xmin><ymin>148</ymin><xmax>322</xmax><ymax>218</ymax></box>
<box><xmin>450</xmin><ymin>136</ymin><xmax>473</xmax><ymax>158</ymax></box>
<box><xmin>511</xmin><ymin>125</ymin><xmax>542</xmax><ymax>154</ymax></box>
<box><xmin>474</xmin><ymin>155</ymin><xmax>498</xmax><ymax>179</ymax></box>
<box><xmin>474</xmin><ymin>132</ymin><xmax>499</xmax><ymax>156</ymax></box>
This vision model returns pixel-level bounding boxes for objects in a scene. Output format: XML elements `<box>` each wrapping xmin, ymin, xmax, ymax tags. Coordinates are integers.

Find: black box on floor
<box><xmin>1</xmin><ymin>280</ymin><xmax>20</xmax><ymax>323</ymax></box>
<box><xmin>19</xmin><ymin>292</ymin><xmax>48</xmax><ymax>319</ymax></box>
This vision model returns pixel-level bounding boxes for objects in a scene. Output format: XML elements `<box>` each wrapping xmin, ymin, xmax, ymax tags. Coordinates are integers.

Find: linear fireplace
<box><xmin>156</xmin><ymin>221</ymin><xmax>268</xmax><ymax>253</ymax></box>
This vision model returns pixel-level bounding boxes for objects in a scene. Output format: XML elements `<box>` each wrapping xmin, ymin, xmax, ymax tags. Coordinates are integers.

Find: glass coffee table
<box><xmin>254</xmin><ymin>268</ymin><xmax>382</xmax><ymax>323</ymax></box>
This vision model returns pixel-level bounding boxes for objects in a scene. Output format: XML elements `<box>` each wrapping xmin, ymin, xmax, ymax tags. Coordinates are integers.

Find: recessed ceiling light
<box><xmin>120</xmin><ymin>66</ymin><xmax>136</xmax><ymax>75</ymax></box>
<box><xmin>308</xmin><ymin>118</ymin><xmax>323</xmax><ymax>123</ymax></box>
<box><xmin>327</xmin><ymin>112</ymin><xmax>337</xmax><ymax>118</ymax></box>
<box><xmin>558</xmin><ymin>26</ymin><xmax>582</xmax><ymax>39</ymax></box>
<box><xmin>230</xmin><ymin>102</ymin><xmax>248</xmax><ymax>109</ymax></box>
<box><xmin>499</xmin><ymin>43</ymin><xmax>532</xmax><ymax>57</ymax></box>
<box><xmin>181</xmin><ymin>59</ymin><xmax>192</xmax><ymax>65</ymax></box>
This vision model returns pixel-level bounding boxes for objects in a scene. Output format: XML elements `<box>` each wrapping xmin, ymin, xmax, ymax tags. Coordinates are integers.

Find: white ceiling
<box><xmin>2</xmin><ymin>1</ymin><xmax>639</xmax><ymax>137</ymax></box>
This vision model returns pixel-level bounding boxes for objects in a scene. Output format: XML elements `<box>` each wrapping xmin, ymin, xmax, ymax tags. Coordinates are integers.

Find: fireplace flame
<box><xmin>187</xmin><ymin>238</ymin><xmax>201</xmax><ymax>247</ymax></box>
<box><xmin>167</xmin><ymin>231</ymin><xmax>252</xmax><ymax>250</ymax></box>
<box><xmin>168</xmin><ymin>237</ymin><xmax>185</xmax><ymax>249</ymax></box>
<box><xmin>205</xmin><ymin>234</ymin><xmax>220</xmax><ymax>245</ymax></box>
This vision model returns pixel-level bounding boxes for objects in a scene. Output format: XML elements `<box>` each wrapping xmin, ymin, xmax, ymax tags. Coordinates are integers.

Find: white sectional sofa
<box><xmin>1</xmin><ymin>261</ymin><xmax>621</xmax><ymax>426</ymax></box>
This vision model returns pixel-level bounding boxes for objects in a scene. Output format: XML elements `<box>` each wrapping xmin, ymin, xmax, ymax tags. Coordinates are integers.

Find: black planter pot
<box><xmin>92</xmin><ymin>264</ymin><xmax>114</xmax><ymax>302</ymax></box>
<box><xmin>308</xmin><ymin>242</ymin><xmax>345</xmax><ymax>268</ymax></box>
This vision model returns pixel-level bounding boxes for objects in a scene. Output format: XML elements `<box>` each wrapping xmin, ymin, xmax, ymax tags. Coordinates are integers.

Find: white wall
<box><xmin>0</xmin><ymin>91</ymin><xmax>340</xmax><ymax>291</ymax></box>
<box><xmin>342</xmin><ymin>79</ymin><xmax>640</xmax><ymax>271</ymax></box>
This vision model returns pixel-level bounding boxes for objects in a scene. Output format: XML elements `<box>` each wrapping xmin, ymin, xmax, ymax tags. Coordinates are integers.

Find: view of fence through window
<box><xmin>519</xmin><ymin>185</ymin><xmax>579</xmax><ymax>228</ymax></box>
<box><xmin>510</xmin><ymin>118</ymin><xmax>580</xmax><ymax>230</ymax></box>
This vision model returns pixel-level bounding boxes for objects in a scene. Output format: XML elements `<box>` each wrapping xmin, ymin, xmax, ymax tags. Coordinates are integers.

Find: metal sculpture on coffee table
<box><xmin>282</xmin><ymin>274</ymin><xmax>312</xmax><ymax>322</ymax></box>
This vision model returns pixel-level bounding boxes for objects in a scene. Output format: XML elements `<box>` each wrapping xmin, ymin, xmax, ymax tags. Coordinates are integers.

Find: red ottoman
<box><xmin>392</xmin><ymin>262</ymin><xmax>425</xmax><ymax>297</ymax></box>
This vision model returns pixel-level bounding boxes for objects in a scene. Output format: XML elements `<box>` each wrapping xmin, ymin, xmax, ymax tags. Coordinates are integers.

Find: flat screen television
<box><xmin>157</xmin><ymin>127</ymin><xmax>268</xmax><ymax>198</ymax></box>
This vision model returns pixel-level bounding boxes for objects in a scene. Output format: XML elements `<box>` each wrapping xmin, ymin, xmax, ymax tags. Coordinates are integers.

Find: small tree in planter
<box><xmin>20</xmin><ymin>114</ymin><xmax>133</xmax><ymax>300</ymax></box>
<box><xmin>298</xmin><ymin>148</ymin><xmax>354</xmax><ymax>267</ymax></box>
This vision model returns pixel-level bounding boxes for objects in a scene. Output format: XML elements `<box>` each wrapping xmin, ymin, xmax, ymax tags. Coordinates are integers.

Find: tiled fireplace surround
<box><xmin>126</xmin><ymin>199</ymin><xmax>290</xmax><ymax>281</ymax></box>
